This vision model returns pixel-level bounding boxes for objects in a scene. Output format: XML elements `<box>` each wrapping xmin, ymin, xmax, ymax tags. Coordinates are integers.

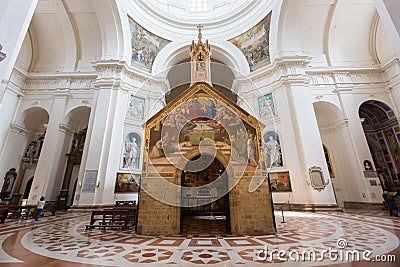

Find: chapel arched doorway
<box><xmin>359</xmin><ymin>100</ymin><xmax>400</xmax><ymax>192</ymax></box>
<box><xmin>23</xmin><ymin>177</ymin><xmax>34</xmax><ymax>199</ymax></box>
<box><xmin>180</xmin><ymin>155</ymin><xmax>231</xmax><ymax>234</ymax></box>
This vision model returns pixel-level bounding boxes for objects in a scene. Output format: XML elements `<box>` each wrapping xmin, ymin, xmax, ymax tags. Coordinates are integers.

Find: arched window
<box><xmin>191</xmin><ymin>0</ymin><xmax>209</xmax><ymax>12</ymax></box>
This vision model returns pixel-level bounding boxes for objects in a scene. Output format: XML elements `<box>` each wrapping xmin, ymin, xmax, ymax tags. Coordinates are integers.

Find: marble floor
<box><xmin>0</xmin><ymin>210</ymin><xmax>399</xmax><ymax>266</ymax></box>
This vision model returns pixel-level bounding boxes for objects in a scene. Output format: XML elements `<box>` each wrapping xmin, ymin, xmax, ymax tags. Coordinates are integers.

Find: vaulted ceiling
<box><xmin>14</xmin><ymin>0</ymin><xmax>398</xmax><ymax>81</ymax></box>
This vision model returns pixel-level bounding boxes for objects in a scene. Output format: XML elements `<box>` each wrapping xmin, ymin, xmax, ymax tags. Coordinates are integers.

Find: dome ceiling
<box><xmin>144</xmin><ymin>0</ymin><xmax>249</xmax><ymax>21</ymax></box>
<box><xmin>125</xmin><ymin>0</ymin><xmax>274</xmax><ymax>41</ymax></box>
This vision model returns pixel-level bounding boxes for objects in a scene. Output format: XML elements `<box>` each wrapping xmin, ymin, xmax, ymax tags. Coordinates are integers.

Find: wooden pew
<box><xmin>113</xmin><ymin>206</ymin><xmax>137</xmax><ymax>227</ymax></box>
<box><xmin>85</xmin><ymin>210</ymin><xmax>129</xmax><ymax>230</ymax></box>
<box><xmin>0</xmin><ymin>206</ymin><xmax>8</xmax><ymax>223</ymax></box>
<box><xmin>7</xmin><ymin>205</ymin><xmax>23</xmax><ymax>219</ymax></box>
<box><xmin>20</xmin><ymin>205</ymin><xmax>36</xmax><ymax>219</ymax></box>
<box><xmin>114</xmin><ymin>201</ymin><xmax>137</xmax><ymax>227</ymax></box>
<box><xmin>43</xmin><ymin>201</ymin><xmax>57</xmax><ymax>216</ymax></box>
<box><xmin>7</xmin><ymin>205</ymin><xmax>36</xmax><ymax>219</ymax></box>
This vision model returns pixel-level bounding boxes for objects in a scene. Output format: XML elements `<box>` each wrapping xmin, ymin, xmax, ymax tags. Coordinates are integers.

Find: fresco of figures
<box><xmin>127</xmin><ymin>95</ymin><xmax>145</xmax><ymax>120</ymax></box>
<box><xmin>258</xmin><ymin>93</ymin><xmax>276</xmax><ymax>120</ymax></box>
<box><xmin>270</xmin><ymin>171</ymin><xmax>292</xmax><ymax>192</ymax></box>
<box><xmin>263</xmin><ymin>131</ymin><xmax>283</xmax><ymax>168</ymax></box>
<box><xmin>147</xmin><ymin>95</ymin><xmax>259</xmax><ymax>167</ymax></box>
<box><xmin>129</xmin><ymin>17</ymin><xmax>170</xmax><ymax>72</ymax></box>
<box><xmin>229</xmin><ymin>12</ymin><xmax>272</xmax><ymax>72</ymax></box>
<box><xmin>123</xmin><ymin>132</ymin><xmax>141</xmax><ymax>170</ymax></box>
<box><xmin>114</xmin><ymin>173</ymin><xmax>140</xmax><ymax>193</ymax></box>
<box><xmin>384</xmin><ymin>129</ymin><xmax>400</xmax><ymax>172</ymax></box>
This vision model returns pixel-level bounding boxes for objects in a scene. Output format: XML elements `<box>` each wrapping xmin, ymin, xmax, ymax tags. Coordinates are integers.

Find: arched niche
<box><xmin>359</xmin><ymin>100</ymin><xmax>400</xmax><ymax>192</ymax></box>
<box><xmin>63</xmin><ymin>106</ymin><xmax>91</xmax><ymax>132</ymax></box>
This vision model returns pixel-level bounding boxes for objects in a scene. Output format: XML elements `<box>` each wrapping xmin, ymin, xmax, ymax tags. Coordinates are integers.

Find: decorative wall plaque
<box><xmin>82</xmin><ymin>170</ymin><xmax>98</xmax><ymax>193</ymax></box>
<box><xmin>308</xmin><ymin>166</ymin><xmax>329</xmax><ymax>191</ymax></box>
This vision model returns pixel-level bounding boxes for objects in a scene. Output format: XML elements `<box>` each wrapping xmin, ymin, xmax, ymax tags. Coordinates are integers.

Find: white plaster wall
<box><xmin>15</xmin><ymin>34</ymin><xmax>33</xmax><ymax>72</ymax></box>
<box><xmin>72</xmin><ymin>12</ymin><xmax>102</xmax><ymax>71</ymax></box>
<box><xmin>298</xmin><ymin>2</ymin><xmax>331</xmax><ymax>66</ymax></box>
<box><xmin>0</xmin><ymin>90</ymin><xmax>21</xmax><ymax>176</ymax></box>
<box><xmin>376</xmin><ymin>20</ymin><xmax>398</xmax><ymax>64</ymax></box>
<box><xmin>99</xmin><ymin>90</ymin><xmax>131</xmax><ymax>205</ymax></box>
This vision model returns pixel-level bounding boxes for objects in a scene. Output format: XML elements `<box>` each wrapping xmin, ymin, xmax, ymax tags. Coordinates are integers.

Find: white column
<box><xmin>74</xmin><ymin>79</ymin><xmax>119</xmax><ymax>207</ymax></box>
<box><xmin>0</xmin><ymin>0</ymin><xmax>38</xmax><ymax>102</ymax></box>
<box><xmin>337</xmin><ymin>90</ymin><xmax>380</xmax><ymax>202</ymax></box>
<box><xmin>27</xmin><ymin>94</ymin><xmax>69</xmax><ymax>204</ymax></box>
<box><xmin>375</xmin><ymin>0</ymin><xmax>400</xmax><ymax>57</ymax></box>
<box><xmin>286</xmin><ymin>83</ymin><xmax>337</xmax><ymax>205</ymax></box>
<box><xmin>0</xmin><ymin>125</ymin><xmax>27</xmax><ymax>187</ymax></box>
<box><xmin>0</xmin><ymin>88</ymin><xmax>21</xmax><ymax>166</ymax></box>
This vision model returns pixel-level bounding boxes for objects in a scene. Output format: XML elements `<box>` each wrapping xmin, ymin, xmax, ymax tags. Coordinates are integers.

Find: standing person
<box><xmin>35</xmin><ymin>196</ymin><xmax>45</xmax><ymax>222</ymax></box>
<box><xmin>382</xmin><ymin>191</ymin><xmax>399</xmax><ymax>217</ymax></box>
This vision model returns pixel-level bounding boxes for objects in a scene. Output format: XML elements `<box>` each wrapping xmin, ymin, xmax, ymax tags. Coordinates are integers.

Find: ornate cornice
<box><xmin>319</xmin><ymin>119</ymin><xmax>349</xmax><ymax>134</ymax></box>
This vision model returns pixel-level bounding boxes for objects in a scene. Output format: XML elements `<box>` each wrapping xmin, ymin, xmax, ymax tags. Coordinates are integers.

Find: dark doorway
<box><xmin>69</xmin><ymin>178</ymin><xmax>78</xmax><ymax>207</ymax></box>
<box><xmin>23</xmin><ymin>177</ymin><xmax>34</xmax><ymax>199</ymax></box>
<box><xmin>180</xmin><ymin>156</ymin><xmax>230</xmax><ymax>235</ymax></box>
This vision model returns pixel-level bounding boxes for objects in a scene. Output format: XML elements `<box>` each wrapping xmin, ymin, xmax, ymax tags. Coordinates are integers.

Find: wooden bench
<box><xmin>6</xmin><ymin>205</ymin><xmax>36</xmax><ymax>219</ymax></box>
<box><xmin>20</xmin><ymin>205</ymin><xmax>36</xmax><ymax>219</ymax></box>
<box><xmin>85</xmin><ymin>210</ymin><xmax>129</xmax><ymax>230</ymax></box>
<box><xmin>7</xmin><ymin>205</ymin><xmax>23</xmax><ymax>219</ymax></box>
<box><xmin>43</xmin><ymin>201</ymin><xmax>57</xmax><ymax>216</ymax></box>
<box><xmin>112</xmin><ymin>206</ymin><xmax>137</xmax><ymax>227</ymax></box>
<box><xmin>0</xmin><ymin>206</ymin><xmax>8</xmax><ymax>223</ymax></box>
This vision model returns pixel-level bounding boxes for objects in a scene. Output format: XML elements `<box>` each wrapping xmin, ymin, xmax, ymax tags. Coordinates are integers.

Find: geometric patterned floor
<box><xmin>0</xmin><ymin>210</ymin><xmax>399</xmax><ymax>266</ymax></box>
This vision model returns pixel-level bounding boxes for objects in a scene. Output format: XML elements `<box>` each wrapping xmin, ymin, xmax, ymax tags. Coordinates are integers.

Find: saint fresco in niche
<box><xmin>264</xmin><ymin>131</ymin><xmax>283</xmax><ymax>168</ymax></box>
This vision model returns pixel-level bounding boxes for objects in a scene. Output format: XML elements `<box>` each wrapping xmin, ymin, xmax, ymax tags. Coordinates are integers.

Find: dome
<box><xmin>144</xmin><ymin>0</ymin><xmax>250</xmax><ymax>20</ymax></box>
<box><xmin>125</xmin><ymin>0</ymin><xmax>274</xmax><ymax>40</ymax></box>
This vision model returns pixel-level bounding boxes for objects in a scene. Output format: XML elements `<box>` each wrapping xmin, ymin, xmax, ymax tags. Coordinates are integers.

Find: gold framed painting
<box><xmin>269</xmin><ymin>171</ymin><xmax>292</xmax><ymax>192</ymax></box>
<box><xmin>114</xmin><ymin>173</ymin><xmax>140</xmax><ymax>193</ymax></box>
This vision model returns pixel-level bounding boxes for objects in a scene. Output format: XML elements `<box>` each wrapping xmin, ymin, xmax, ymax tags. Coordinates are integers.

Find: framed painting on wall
<box><xmin>127</xmin><ymin>95</ymin><xmax>145</xmax><ymax>121</ymax></box>
<box><xmin>269</xmin><ymin>171</ymin><xmax>292</xmax><ymax>192</ymax></box>
<box><xmin>258</xmin><ymin>93</ymin><xmax>276</xmax><ymax>120</ymax></box>
<box><xmin>114</xmin><ymin>173</ymin><xmax>140</xmax><ymax>193</ymax></box>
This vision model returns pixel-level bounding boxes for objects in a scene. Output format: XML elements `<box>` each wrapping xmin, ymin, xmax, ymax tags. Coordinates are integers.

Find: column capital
<box><xmin>9</xmin><ymin>124</ymin><xmax>28</xmax><ymax>136</ymax></box>
<box><xmin>59</xmin><ymin>124</ymin><xmax>74</xmax><ymax>136</ymax></box>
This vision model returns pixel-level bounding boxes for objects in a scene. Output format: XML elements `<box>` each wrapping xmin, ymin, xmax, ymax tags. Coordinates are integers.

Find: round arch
<box><xmin>175</xmin><ymin>147</ymin><xmax>234</xmax><ymax>181</ymax></box>
<box><xmin>63</xmin><ymin>106</ymin><xmax>91</xmax><ymax>132</ymax></box>
<box><xmin>14</xmin><ymin>107</ymin><xmax>50</xmax><ymax>132</ymax></box>
<box><xmin>152</xmin><ymin>40</ymin><xmax>250</xmax><ymax>78</ymax></box>
<box><xmin>313</xmin><ymin>101</ymin><xmax>345</xmax><ymax>129</ymax></box>
<box><xmin>359</xmin><ymin>100</ymin><xmax>400</xmax><ymax>191</ymax></box>
<box><xmin>276</xmin><ymin>0</ymin><xmax>379</xmax><ymax>67</ymax></box>
<box><xmin>357</xmin><ymin>98</ymin><xmax>398</xmax><ymax>118</ymax></box>
<box><xmin>93</xmin><ymin>0</ymin><xmax>125</xmax><ymax>61</ymax></box>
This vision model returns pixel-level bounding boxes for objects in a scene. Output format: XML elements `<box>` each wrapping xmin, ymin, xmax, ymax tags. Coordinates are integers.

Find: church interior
<box><xmin>0</xmin><ymin>0</ymin><xmax>399</xmax><ymax>266</ymax></box>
